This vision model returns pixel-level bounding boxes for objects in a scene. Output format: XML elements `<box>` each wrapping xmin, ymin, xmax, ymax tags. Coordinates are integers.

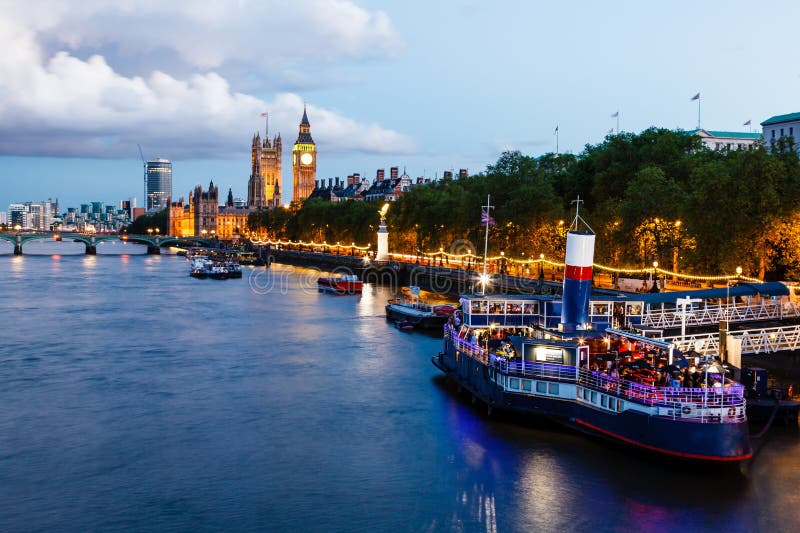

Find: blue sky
<box><xmin>1</xmin><ymin>0</ymin><xmax>799</xmax><ymax>210</ymax></box>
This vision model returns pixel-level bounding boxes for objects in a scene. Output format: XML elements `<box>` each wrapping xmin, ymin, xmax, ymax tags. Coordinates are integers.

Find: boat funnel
<box><xmin>560</xmin><ymin>229</ymin><xmax>595</xmax><ymax>332</ymax></box>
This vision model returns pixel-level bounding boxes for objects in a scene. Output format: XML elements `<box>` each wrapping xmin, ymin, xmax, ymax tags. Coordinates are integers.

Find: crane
<box><xmin>138</xmin><ymin>144</ymin><xmax>146</xmax><ymax>211</ymax></box>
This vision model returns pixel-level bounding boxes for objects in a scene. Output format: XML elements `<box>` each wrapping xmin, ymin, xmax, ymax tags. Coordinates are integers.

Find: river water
<box><xmin>1</xmin><ymin>242</ymin><xmax>799</xmax><ymax>532</ymax></box>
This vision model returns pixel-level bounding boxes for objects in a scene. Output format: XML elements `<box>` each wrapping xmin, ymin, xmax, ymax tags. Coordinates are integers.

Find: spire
<box><xmin>227</xmin><ymin>188</ymin><xmax>234</xmax><ymax>207</ymax></box>
<box><xmin>301</xmin><ymin>104</ymin><xmax>310</xmax><ymax>126</ymax></box>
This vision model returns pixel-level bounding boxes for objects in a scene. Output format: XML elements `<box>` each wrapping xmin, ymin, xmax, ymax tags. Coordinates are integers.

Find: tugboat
<box><xmin>317</xmin><ymin>274</ymin><xmax>363</xmax><ymax>294</ymax></box>
<box><xmin>431</xmin><ymin>199</ymin><xmax>752</xmax><ymax>462</ymax></box>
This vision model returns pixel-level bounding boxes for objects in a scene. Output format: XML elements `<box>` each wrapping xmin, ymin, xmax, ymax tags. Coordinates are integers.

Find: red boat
<box><xmin>317</xmin><ymin>274</ymin><xmax>363</xmax><ymax>294</ymax></box>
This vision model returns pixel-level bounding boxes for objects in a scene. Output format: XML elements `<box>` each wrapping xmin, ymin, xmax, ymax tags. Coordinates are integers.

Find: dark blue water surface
<box><xmin>1</xmin><ymin>244</ymin><xmax>800</xmax><ymax>532</ymax></box>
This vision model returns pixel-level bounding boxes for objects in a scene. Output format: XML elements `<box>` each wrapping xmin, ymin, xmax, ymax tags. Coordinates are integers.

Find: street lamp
<box><xmin>652</xmin><ymin>260</ymin><xmax>659</xmax><ymax>292</ymax></box>
<box><xmin>147</xmin><ymin>228</ymin><xmax>153</xmax><ymax>236</ymax></box>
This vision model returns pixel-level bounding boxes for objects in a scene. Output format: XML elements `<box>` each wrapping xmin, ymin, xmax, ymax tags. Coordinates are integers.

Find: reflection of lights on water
<box><xmin>519</xmin><ymin>453</ymin><xmax>563</xmax><ymax>520</ymax></box>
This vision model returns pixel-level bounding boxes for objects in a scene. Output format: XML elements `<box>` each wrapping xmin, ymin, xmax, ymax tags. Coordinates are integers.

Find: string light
<box><xmin>251</xmin><ymin>238</ymin><xmax>370</xmax><ymax>251</ymax></box>
<box><xmin>245</xmin><ymin>237</ymin><xmax>762</xmax><ymax>283</ymax></box>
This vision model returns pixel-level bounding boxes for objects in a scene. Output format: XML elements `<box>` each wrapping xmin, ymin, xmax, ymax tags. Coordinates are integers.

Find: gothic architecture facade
<box><xmin>247</xmin><ymin>131</ymin><xmax>282</xmax><ymax>209</ymax></box>
<box><xmin>292</xmin><ymin>106</ymin><xmax>317</xmax><ymax>203</ymax></box>
<box><xmin>167</xmin><ymin>181</ymin><xmax>249</xmax><ymax>240</ymax></box>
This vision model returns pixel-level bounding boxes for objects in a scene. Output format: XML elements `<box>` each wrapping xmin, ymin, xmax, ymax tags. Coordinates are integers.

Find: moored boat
<box><xmin>317</xmin><ymin>274</ymin><xmax>363</xmax><ymax>294</ymax></box>
<box><xmin>432</xmin><ymin>199</ymin><xmax>752</xmax><ymax>462</ymax></box>
<box><xmin>385</xmin><ymin>292</ymin><xmax>456</xmax><ymax>329</ymax></box>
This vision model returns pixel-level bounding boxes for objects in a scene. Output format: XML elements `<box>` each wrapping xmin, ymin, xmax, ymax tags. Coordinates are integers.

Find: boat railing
<box><xmin>444</xmin><ymin>326</ymin><xmax>746</xmax><ymax>421</ymax></box>
<box><xmin>388</xmin><ymin>297</ymin><xmax>434</xmax><ymax>313</ymax></box>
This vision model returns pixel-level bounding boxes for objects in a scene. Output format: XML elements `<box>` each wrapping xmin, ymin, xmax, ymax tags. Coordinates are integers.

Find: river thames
<box><xmin>1</xmin><ymin>242</ymin><xmax>800</xmax><ymax>532</ymax></box>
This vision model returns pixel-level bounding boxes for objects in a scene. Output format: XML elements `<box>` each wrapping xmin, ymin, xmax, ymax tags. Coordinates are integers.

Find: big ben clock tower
<box><xmin>292</xmin><ymin>105</ymin><xmax>316</xmax><ymax>203</ymax></box>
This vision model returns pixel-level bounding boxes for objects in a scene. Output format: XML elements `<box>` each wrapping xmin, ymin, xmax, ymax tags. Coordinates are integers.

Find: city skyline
<box><xmin>2</xmin><ymin>0</ymin><xmax>800</xmax><ymax>208</ymax></box>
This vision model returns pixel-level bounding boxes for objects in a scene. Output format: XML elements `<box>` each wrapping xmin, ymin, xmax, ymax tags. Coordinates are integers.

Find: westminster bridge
<box><xmin>0</xmin><ymin>232</ymin><xmax>214</xmax><ymax>255</ymax></box>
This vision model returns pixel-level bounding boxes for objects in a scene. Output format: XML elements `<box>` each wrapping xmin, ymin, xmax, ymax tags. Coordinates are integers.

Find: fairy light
<box><xmin>246</xmin><ymin>237</ymin><xmax>762</xmax><ymax>283</ymax></box>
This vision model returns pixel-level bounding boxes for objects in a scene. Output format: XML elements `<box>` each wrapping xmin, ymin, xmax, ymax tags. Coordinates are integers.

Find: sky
<box><xmin>1</xmin><ymin>0</ymin><xmax>799</xmax><ymax>210</ymax></box>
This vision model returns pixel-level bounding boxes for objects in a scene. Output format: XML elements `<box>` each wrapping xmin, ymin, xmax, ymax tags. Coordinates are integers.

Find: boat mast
<box><xmin>481</xmin><ymin>194</ymin><xmax>492</xmax><ymax>296</ymax></box>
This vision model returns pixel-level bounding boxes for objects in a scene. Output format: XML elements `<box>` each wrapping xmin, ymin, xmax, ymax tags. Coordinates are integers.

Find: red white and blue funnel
<box><xmin>561</xmin><ymin>229</ymin><xmax>595</xmax><ymax>332</ymax></box>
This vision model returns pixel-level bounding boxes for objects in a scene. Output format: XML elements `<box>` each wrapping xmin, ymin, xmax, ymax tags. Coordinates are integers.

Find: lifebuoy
<box><xmin>727</xmin><ymin>406</ymin><xmax>736</xmax><ymax>418</ymax></box>
<box><xmin>682</xmin><ymin>406</ymin><xmax>691</xmax><ymax>415</ymax></box>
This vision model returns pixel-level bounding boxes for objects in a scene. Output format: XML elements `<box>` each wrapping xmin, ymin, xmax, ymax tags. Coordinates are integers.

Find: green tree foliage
<box><xmin>125</xmin><ymin>209</ymin><xmax>166</xmax><ymax>235</ymax></box>
<box><xmin>247</xmin><ymin>130</ymin><xmax>800</xmax><ymax>279</ymax></box>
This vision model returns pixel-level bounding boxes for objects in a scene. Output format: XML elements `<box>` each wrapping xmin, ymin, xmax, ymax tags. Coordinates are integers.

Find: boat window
<box><xmin>591</xmin><ymin>303</ymin><xmax>608</xmax><ymax>316</ymax></box>
<box><xmin>533</xmin><ymin>346</ymin><xmax>563</xmax><ymax>363</ymax></box>
<box><xmin>506</xmin><ymin>303</ymin><xmax>522</xmax><ymax>314</ymax></box>
<box><xmin>626</xmin><ymin>303</ymin><xmax>642</xmax><ymax>316</ymax></box>
<box><xmin>523</xmin><ymin>302</ymin><xmax>538</xmax><ymax>315</ymax></box>
<box><xmin>488</xmin><ymin>302</ymin><xmax>503</xmax><ymax>314</ymax></box>
<box><xmin>549</xmin><ymin>383</ymin><xmax>559</xmax><ymax>395</ymax></box>
<box><xmin>509</xmin><ymin>378</ymin><xmax>520</xmax><ymax>390</ymax></box>
<box><xmin>471</xmin><ymin>300</ymin><xmax>487</xmax><ymax>314</ymax></box>
<box><xmin>536</xmin><ymin>381</ymin><xmax>547</xmax><ymax>393</ymax></box>
<box><xmin>521</xmin><ymin>380</ymin><xmax>532</xmax><ymax>392</ymax></box>
<box><xmin>591</xmin><ymin>391</ymin><xmax>597</xmax><ymax>403</ymax></box>
<box><xmin>601</xmin><ymin>395</ymin><xmax>608</xmax><ymax>408</ymax></box>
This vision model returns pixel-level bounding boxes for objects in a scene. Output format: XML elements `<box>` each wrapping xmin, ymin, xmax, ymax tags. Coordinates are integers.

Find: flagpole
<box><xmin>616</xmin><ymin>113</ymin><xmax>620</xmax><ymax>133</ymax></box>
<box><xmin>555</xmin><ymin>126</ymin><xmax>559</xmax><ymax>154</ymax></box>
<box><xmin>697</xmin><ymin>97</ymin><xmax>701</xmax><ymax>130</ymax></box>
<box><xmin>481</xmin><ymin>194</ymin><xmax>491</xmax><ymax>296</ymax></box>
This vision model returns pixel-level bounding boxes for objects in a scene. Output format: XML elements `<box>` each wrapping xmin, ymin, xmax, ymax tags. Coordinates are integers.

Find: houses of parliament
<box><xmin>167</xmin><ymin>109</ymin><xmax>317</xmax><ymax>237</ymax></box>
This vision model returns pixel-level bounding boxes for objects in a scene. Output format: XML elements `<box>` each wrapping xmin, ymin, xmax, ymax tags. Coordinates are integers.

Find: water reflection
<box><xmin>1</xmin><ymin>254</ymin><xmax>799</xmax><ymax>532</ymax></box>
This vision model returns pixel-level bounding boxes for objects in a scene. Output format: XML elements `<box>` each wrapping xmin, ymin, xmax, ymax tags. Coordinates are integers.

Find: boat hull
<box><xmin>386</xmin><ymin>304</ymin><xmax>448</xmax><ymax>329</ymax></box>
<box><xmin>317</xmin><ymin>278</ymin><xmax>363</xmax><ymax>294</ymax></box>
<box><xmin>433</xmin><ymin>347</ymin><xmax>752</xmax><ymax>462</ymax></box>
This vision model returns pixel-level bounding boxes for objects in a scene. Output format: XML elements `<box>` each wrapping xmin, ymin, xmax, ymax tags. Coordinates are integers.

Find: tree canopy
<box><xmin>248</xmin><ymin>128</ymin><xmax>800</xmax><ymax>280</ymax></box>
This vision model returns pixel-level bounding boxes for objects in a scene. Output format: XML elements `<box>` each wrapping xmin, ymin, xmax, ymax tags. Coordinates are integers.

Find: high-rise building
<box><xmin>292</xmin><ymin>106</ymin><xmax>317</xmax><ymax>203</ymax></box>
<box><xmin>146</xmin><ymin>158</ymin><xmax>172</xmax><ymax>212</ymax></box>
<box><xmin>247</xmin><ymin>130</ymin><xmax>282</xmax><ymax>209</ymax></box>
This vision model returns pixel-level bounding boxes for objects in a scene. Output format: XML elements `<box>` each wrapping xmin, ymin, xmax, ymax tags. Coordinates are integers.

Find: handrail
<box><xmin>444</xmin><ymin>325</ymin><xmax>746</xmax><ymax>422</ymax></box>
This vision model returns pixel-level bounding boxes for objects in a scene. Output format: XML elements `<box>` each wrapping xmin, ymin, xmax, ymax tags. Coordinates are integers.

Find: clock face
<box><xmin>300</xmin><ymin>152</ymin><xmax>313</xmax><ymax>165</ymax></box>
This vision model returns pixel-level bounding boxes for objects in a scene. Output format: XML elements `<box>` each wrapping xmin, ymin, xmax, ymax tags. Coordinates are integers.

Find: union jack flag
<box><xmin>481</xmin><ymin>209</ymin><xmax>496</xmax><ymax>226</ymax></box>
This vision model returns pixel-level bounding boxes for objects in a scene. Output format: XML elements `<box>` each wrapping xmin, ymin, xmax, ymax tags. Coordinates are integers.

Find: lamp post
<box><xmin>147</xmin><ymin>228</ymin><xmax>153</xmax><ymax>236</ymax></box>
<box><xmin>652</xmin><ymin>260</ymin><xmax>659</xmax><ymax>292</ymax></box>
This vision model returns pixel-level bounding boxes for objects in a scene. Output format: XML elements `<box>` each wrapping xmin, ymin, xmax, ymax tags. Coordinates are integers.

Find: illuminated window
<box><xmin>548</xmin><ymin>383</ymin><xmax>559</xmax><ymax>395</ymax></box>
<box><xmin>536</xmin><ymin>381</ymin><xmax>547</xmax><ymax>393</ymax></box>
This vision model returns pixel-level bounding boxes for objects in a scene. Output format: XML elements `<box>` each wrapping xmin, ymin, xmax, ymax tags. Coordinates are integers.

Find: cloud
<box><xmin>0</xmin><ymin>1</ymin><xmax>414</xmax><ymax>159</ymax></box>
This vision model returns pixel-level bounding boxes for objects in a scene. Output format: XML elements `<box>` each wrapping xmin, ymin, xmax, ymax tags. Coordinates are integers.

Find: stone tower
<box><xmin>292</xmin><ymin>105</ymin><xmax>316</xmax><ymax>203</ymax></box>
<box><xmin>247</xmin><ymin>129</ymin><xmax>283</xmax><ymax>209</ymax></box>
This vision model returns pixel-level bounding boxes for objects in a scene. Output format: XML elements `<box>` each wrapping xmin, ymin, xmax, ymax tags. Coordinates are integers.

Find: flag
<box><xmin>743</xmin><ymin>119</ymin><xmax>751</xmax><ymax>126</ymax></box>
<box><xmin>260</xmin><ymin>112</ymin><xmax>268</xmax><ymax>117</ymax></box>
<box><xmin>690</xmin><ymin>93</ymin><xmax>700</xmax><ymax>101</ymax></box>
<box><xmin>481</xmin><ymin>209</ymin><xmax>496</xmax><ymax>226</ymax></box>
<box><xmin>554</xmin><ymin>125</ymin><xmax>559</xmax><ymax>134</ymax></box>
<box><xmin>611</xmin><ymin>111</ymin><xmax>619</xmax><ymax>118</ymax></box>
